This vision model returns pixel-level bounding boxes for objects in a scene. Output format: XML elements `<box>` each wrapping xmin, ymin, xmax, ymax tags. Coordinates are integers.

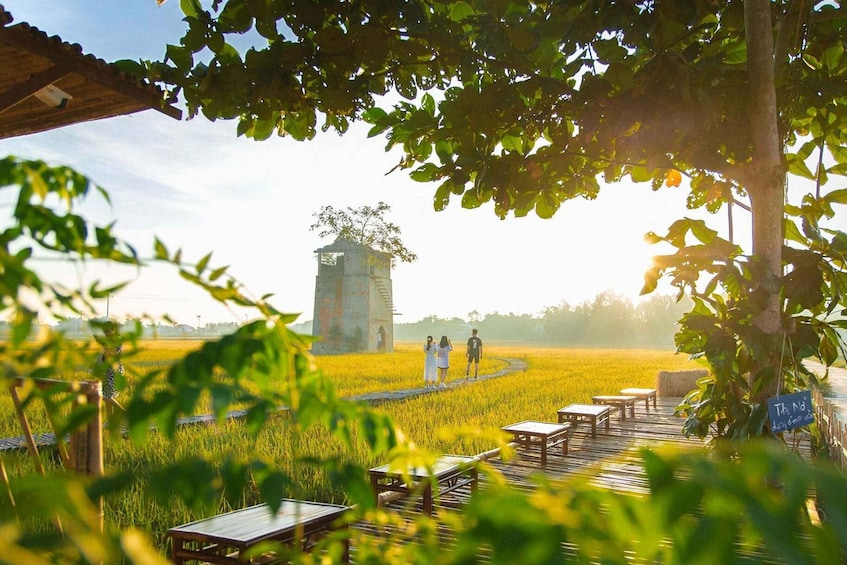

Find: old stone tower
<box><xmin>311</xmin><ymin>238</ymin><xmax>394</xmax><ymax>355</ymax></box>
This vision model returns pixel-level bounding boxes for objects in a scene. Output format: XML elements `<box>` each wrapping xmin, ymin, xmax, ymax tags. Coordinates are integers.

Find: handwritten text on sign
<box><xmin>767</xmin><ymin>390</ymin><xmax>814</xmax><ymax>433</ymax></box>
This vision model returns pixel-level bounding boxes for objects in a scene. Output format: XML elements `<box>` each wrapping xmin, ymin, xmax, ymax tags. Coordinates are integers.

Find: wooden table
<box><xmin>167</xmin><ymin>499</ymin><xmax>350</xmax><ymax>564</ymax></box>
<box><xmin>369</xmin><ymin>454</ymin><xmax>479</xmax><ymax>516</ymax></box>
<box><xmin>557</xmin><ymin>403</ymin><xmax>611</xmax><ymax>438</ymax></box>
<box><xmin>501</xmin><ymin>420</ymin><xmax>571</xmax><ymax>467</ymax></box>
<box><xmin>620</xmin><ymin>387</ymin><xmax>658</xmax><ymax>413</ymax></box>
<box><xmin>592</xmin><ymin>395</ymin><xmax>637</xmax><ymax>420</ymax></box>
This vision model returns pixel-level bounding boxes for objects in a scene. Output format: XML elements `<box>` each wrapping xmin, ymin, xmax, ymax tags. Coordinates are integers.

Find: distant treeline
<box><xmin>24</xmin><ymin>292</ymin><xmax>689</xmax><ymax>350</ymax></box>
<box><xmin>16</xmin><ymin>320</ymin><xmax>243</xmax><ymax>339</ymax></box>
<box><xmin>395</xmin><ymin>292</ymin><xmax>691</xmax><ymax>349</ymax></box>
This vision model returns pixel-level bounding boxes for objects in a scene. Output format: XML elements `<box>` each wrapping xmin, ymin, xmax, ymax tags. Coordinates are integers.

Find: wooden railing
<box><xmin>812</xmin><ymin>387</ymin><xmax>847</xmax><ymax>469</ymax></box>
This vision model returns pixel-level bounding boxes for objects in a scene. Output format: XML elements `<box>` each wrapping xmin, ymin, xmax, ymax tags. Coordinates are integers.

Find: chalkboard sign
<box><xmin>767</xmin><ymin>390</ymin><xmax>814</xmax><ymax>433</ymax></box>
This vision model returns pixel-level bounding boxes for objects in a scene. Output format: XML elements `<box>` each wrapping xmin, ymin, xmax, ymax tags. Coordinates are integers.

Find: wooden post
<box><xmin>68</xmin><ymin>381</ymin><xmax>104</xmax><ymax>533</ymax></box>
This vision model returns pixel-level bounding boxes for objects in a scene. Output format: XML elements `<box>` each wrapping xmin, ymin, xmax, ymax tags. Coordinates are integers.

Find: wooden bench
<box><xmin>167</xmin><ymin>499</ymin><xmax>350</xmax><ymax>564</ymax></box>
<box><xmin>557</xmin><ymin>404</ymin><xmax>611</xmax><ymax>438</ymax></box>
<box><xmin>501</xmin><ymin>420</ymin><xmax>571</xmax><ymax>467</ymax></box>
<box><xmin>620</xmin><ymin>387</ymin><xmax>658</xmax><ymax>413</ymax></box>
<box><xmin>592</xmin><ymin>395</ymin><xmax>637</xmax><ymax>421</ymax></box>
<box><xmin>369</xmin><ymin>454</ymin><xmax>479</xmax><ymax>516</ymax></box>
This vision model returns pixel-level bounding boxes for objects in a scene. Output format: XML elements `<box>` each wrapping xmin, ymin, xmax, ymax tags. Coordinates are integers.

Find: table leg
<box><xmin>652</xmin><ymin>394</ymin><xmax>657</xmax><ymax>410</ymax></box>
<box><xmin>171</xmin><ymin>539</ymin><xmax>183</xmax><ymax>565</ymax></box>
<box><xmin>628</xmin><ymin>402</ymin><xmax>635</xmax><ymax>418</ymax></box>
<box><xmin>370</xmin><ymin>474</ymin><xmax>381</xmax><ymax>507</ymax></box>
<box><xmin>423</xmin><ymin>482</ymin><xmax>433</xmax><ymax>515</ymax></box>
<box><xmin>590</xmin><ymin>417</ymin><xmax>597</xmax><ymax>439</ymax></box>
<box><xmin>604</xmin><ymin>413</ymin><xmax>611</xmax><ymax>433</ymax></box>
<box><xmin>540</xmin><ymin>435</ymin><xmax>547</xmax><ymax>467</ymax></box>
<box><xmin>619</xmin><ymin>403</ymin><xmax>627</xmax><ymax>421</ymax></box>
<box><xmin>342</xmin><ymin>537</ymin><xmax>350</xmax><ymax>564</ymax></box>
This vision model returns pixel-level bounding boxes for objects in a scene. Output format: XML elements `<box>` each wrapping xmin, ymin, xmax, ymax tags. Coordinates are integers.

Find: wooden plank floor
<box><xmin>372</xmin><ymin>398</ymin><xmax>699</xmax><ymax>513</ymax></box>
<box><xmin>352</xmin><ymin>397</ymin><xmax>811</xmax><ymax>562</ymax></box>
<box><xmin>486</xmin><ymin>398</ymin><xmax>704</xmax><ymax>498</ymax></box>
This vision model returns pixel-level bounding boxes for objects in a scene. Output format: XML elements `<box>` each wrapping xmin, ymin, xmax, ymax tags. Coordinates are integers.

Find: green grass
<box><xmin>2</xmin><ymin>342</ymin><xmax>702</xmax><ymax>552</ymax></box>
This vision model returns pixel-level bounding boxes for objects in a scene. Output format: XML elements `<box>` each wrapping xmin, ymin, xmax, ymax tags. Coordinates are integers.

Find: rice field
<box><xmin>1</xmin><ymin>340</ymin><xmax>703</xmax><ymax>551</ymax></box>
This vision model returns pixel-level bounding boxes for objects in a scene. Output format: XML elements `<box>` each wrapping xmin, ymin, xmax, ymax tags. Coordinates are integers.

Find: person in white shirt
<box><xmin>423</xmin><ymin>335</ymin><xmax>438</xmax><ymax>388</ymax></box>
<box><xmin>436</xmin><ymin>335</ymin><xmax>453</xmax><ymax>388</ymax></box>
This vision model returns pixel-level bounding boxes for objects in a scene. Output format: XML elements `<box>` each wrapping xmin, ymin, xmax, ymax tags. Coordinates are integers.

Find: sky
<box><xmin>1</xmin><ymin>1</ymin><xmax>765</xmax><ymax>327</ymax></box>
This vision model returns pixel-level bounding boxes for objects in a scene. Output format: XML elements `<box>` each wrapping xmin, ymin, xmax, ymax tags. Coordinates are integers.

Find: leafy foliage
<box><xmin>0</xmin><ymin>157</ymin><xmax>406</xmax><ymax>561</ymax></box>
<box><xmin>310</xmin><ymin>201</ymin><xmax>417</xmax><ymax>264</ymax></box>
<box><xmin>137</xmin><ymin>0</ymin><xmax>847</xmax><ymax>441</ymax></box>
<box><xmin>5</xmin><ymin>0</ymin><xmax>847</xmax><ymax>562</ymax></box>
<box><xmin>645</xmin><ymin>192</ymin><xmax>847</xmax><ymax>441</ymax></box>
<box><xmin>5</xmin><ymin>154</ymin><xmax>846</xmax><ymax>562</ymax></box>
<box><xmin>138</xmin><ymin>1</ymin><xmax>842</xmax><ymax>217</ymax></box>
<box><xmin>449</xmin><ymin>441</ymin><xmax>847</xmax><ymax>564</ymax></box>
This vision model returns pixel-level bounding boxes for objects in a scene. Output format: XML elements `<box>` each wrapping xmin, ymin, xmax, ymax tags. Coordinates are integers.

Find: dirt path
<box><xmin>347</xmin><ymin>357</ymin><xmax>528</xmax><ymax>403</ymax></box>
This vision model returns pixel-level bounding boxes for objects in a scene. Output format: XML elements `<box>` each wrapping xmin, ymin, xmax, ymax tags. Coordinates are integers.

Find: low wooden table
<box><xmin>592</xmin><ymin>395</ymin><xmax>637</xmax><ymax>421</ymax></box>
<box><xmin>167</xmin><ymin>500</ymin><xmax>350</xmax><ymax>564</ymax></box>
<box><xmin>620</xmin><ymin>387</ymin><xmax>658</xmax><ymax>413</ymax></box>
<box><xmin>369</xmin><ymin>454</ymin><xmax>479</xmax><ymax>515</ymax></box>
<box><xmin>501</xmin><ymin>420</ymin><xmax>571</xmax><ymax>467</ymax></box>
<box><xmin>557</xmin><ymin>403</ymin><xmax>611</xmax><ymax>438</ymax></box>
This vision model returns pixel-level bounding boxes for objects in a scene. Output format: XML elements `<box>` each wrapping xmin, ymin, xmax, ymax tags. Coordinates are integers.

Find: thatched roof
<box><xmin>0</xmin><ymin>4</ymin><xmax>181</xmax><ymax>139</ymax></box>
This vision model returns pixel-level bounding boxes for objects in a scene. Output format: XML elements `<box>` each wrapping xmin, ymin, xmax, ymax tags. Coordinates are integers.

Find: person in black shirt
<box><xmin>465</xmin><ymin>329</ymin><xmax>482</xmax><ymax>379</ymax></box>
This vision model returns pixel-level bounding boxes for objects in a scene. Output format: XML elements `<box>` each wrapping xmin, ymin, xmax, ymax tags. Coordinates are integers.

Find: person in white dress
<box><xmin>436</xmin><ymin>335</ymin><xmax>453</xmax><ymax>388</ymax></box>
<box><xmin>423</xmin><ymin>335</ymin><xmax>438</xmax><ymax>388</ymax></box>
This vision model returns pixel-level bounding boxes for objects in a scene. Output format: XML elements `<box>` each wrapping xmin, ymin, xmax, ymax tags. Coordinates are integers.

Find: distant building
<box><xmin>312</xmin><ymin>238</ymin><xmax>394</xmax><ymax>354</ymax></box>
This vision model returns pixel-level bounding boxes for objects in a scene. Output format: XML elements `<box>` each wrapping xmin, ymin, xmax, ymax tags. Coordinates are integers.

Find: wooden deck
<box><xmin>490</xmin><ymin>398</ymin><xmax>703</xmax><ymax>494</ymax></box>
<box><xmin>353</xmin><ymin>397</ymin><xmax>813</xmax><ymax>562</ymax></box>
<box><xmin>2</xmin><ymin>380</ymin><xmax>818</xmax><ymax>561</ymax></box>
<box><xmin>373</xmin><ymin>398</ymin><xmax>700</xmax><ymax>515</ymax></box>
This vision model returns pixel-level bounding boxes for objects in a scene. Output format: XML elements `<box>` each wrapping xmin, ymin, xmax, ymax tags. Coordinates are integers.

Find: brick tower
<box><xmin>311</xmin><ymin>238</ymin><xmax>394</xmax><ymax>354</ymax></box>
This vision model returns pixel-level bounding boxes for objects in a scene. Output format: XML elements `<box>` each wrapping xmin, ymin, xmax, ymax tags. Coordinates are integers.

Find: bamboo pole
<box><xmin>8</xmin><ymin>384</ymin><xmax>45</xmax><ymax>476</ymax></box>
<box><xmin>8</xmin><ymin>380</ymin><xmax>67</xmax><ymax>535</ymax></box>
<box><xmin>812</xmin><ymin>387</ymin><xmax>847</xmax><ymax>469</ymax></box>
<box><xmin>0</xmin><ymin>459</ymin><xmax>15</xmax><ymax>517</ymax></box>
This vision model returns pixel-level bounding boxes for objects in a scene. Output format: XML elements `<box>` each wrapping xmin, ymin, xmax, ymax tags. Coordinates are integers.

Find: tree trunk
<box><xmin>745</xmin><ymin>0</ymin><xmax>785</xmax><ymax>399</ymax></box>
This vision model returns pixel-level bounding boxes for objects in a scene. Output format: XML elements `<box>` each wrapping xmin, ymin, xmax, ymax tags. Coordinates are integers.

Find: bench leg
<box><xmin>370</xmin><ymin>475</ymin><xmax>381</xmax><ymax>507</ymax></box>
<box><xmin>422</xmin><ymin>482</ymin><xmax>433</xmax><ymax>515</ymax></box>
<box><xmin>341</xmin><ymin>531</ymin><xmax>350</xmax><ymax>563</ymax></box>
<box><xmin>171</xmin><ymin>540</ymin><xmax>184</xmax><ymax>565</ymax></box>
